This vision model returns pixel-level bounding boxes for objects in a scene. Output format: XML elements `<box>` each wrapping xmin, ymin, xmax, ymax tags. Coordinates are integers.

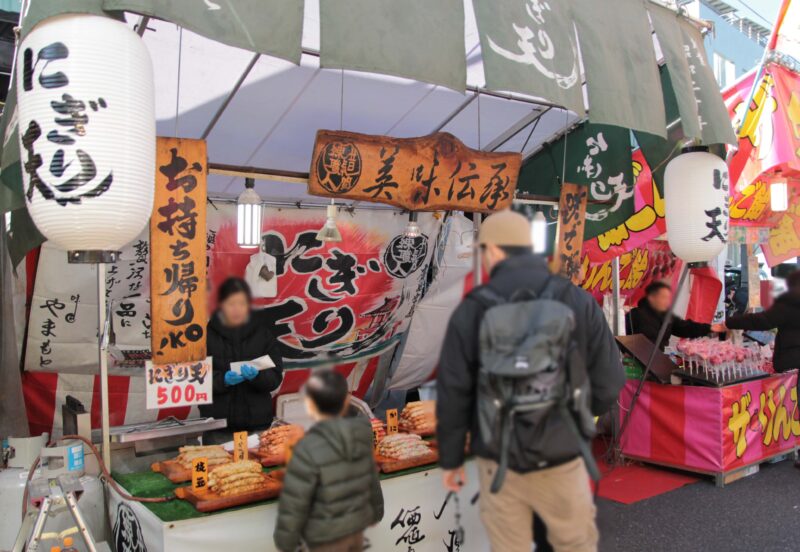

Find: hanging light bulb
<box><xmin>404</xmin><ymin>212</ymin><xmax>421</xmax><ymax>238</ymax></box>
<box><xmin>316</xmin><ymin>200</ymin><xmax>342</xmax><ymax>242</ymax></box>
<box><xmin>237</xmin><ymin>177</ymin><xmax>262</xmax><ymax>248</ymax></box>
<box><xmin>770</xmin><ymin>176</ymin><xmax>789</xmax><ymax>212</ymax></box>
<box><xmin>531</xmin><ymin>211</ymin><xmax>547</xmax><ymax>254</ymax></box>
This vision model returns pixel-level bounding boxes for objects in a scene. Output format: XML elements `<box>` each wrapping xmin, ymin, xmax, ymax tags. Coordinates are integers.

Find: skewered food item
<box><xmin>177</xmin><ymin>445</ymin><xmax>231</xmax><ymax>469</ymax></box>
<box><xmin>399</xmin><ymin>401</ymin><xmax>436</xmax><ymax>434</ymax></box>
<box><xmin>258</xmin><ymin>424</ymin><xmax>305</xmax><ymax>458</ymax></box>
<box><xmin>376</xmin><ymin>433</ymin><xmax>432</xmax><ymax>460</ymax></box>
<box><xmin>370</xmin><ymin>418</ymin><xmax>386</xmax><ymax>442</ymax></box>
<box><xmin>207</xmin><ymin>460</ymin><xmax>269</xmax><ymax>496</ymax></box>
<box><xmin>675</xmin><ymin>338</ymin><xmax>766</xmax><ymax>381</ymax></box>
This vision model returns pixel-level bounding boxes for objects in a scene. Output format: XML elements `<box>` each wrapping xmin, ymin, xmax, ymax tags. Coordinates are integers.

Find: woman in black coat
<box><xmin>717</xmin><ymin>271</ymin><xmax>800</xmax><ymax>373</ymax></box>
<box><xmin>200</xmin><ymin>278</ymin><xmax>284</xmax><ymax>444</ymax></box>
<box><xmin>626</xmin><ymin>281</ymin><xmax>711</xmax><ymax>350</ymax></box>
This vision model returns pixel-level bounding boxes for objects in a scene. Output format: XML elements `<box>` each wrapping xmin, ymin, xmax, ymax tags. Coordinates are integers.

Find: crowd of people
<box><xmin>199</xmin><ymin>209</ymin><xmax>799</xmax><ymax>552</ymax></box>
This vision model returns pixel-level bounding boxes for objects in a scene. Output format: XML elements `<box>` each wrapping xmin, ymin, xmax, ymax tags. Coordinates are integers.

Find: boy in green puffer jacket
<box><xmin>274</xmin><ymin>370</ymin><xmax>384</xmax><ymax>552</ymax></box>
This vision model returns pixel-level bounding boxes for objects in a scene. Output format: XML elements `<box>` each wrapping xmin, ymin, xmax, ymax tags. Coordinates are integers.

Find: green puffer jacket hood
<box><xmin>273</xmin><ymin>416</ymin><xmax>384</xmax><ymax>551</ymax></box>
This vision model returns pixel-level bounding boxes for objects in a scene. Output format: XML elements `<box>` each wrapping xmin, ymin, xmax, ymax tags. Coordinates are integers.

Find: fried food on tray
<box><xmin>399</xmin><ymin>400</ymin><xmax>436</xmax><ymax>433</ymax></box>
<box><xmin>177</xmin><ymin>445</ymin><xmax>231</xmax><ymax>469</ymax></box>
<box><xmin>258</xmin><ymin>424</ymin><xmax>305</xmax><ymax>457</ymax></box>
<box><xmin>376</xmin><ymin>433</ymin><xmax>432</xmax><ymax>460</ymax></box>
<box><xmin>370</xmin><ymin>418</ymin><xmax>386</xmax><ymax>442</ymax></box>
<box><xmin>207</xmin><ymin>460</ymin><xmax>269</xmax><ymax>496</ymax></box>
<box><xmin>208</xmin><ymin>459</ymin><xmax>261</xmax><ymax>481</ymax></box>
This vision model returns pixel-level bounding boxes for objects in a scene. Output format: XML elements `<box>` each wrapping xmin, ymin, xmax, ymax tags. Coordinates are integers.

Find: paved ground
<box><xmin>596</xmin><ymin>458</ymin><xmax>800</xmax><ymax>552</ymax></box>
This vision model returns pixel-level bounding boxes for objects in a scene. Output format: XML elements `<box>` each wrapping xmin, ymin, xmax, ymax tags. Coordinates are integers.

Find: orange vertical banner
<box><xmin>151</xmin><ymin>138</ymin><xmax>208</xmax><ymax>363</ymax></box>
<box><xmin>555</xmin><ymin>183</ymin><xmax>588</xmax><ymax>283</ymax></box>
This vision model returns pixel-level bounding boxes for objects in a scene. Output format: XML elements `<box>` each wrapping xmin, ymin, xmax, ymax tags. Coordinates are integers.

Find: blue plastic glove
<box><xmin>224</xmin><ymin>370</ymin><xmax>245</xmax><ymax>386</ymax></box>
<box><xmin>241</xmin><ymin>365</ymin><xmax>259</xmax><ymax>381</ymax></box>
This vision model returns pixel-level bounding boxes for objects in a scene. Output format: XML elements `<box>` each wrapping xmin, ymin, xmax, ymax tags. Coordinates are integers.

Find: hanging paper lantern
<box><xmin>16</xmin><ymin>14</ymin><xmax>155</xmax><ymax>254</ymax></box>
<box><xmin>664</xmin><ymin>146</ymin><xmax>728</xmax><ymax>265</ymax></box>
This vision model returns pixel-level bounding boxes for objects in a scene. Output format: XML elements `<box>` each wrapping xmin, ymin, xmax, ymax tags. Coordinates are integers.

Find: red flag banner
<box><xmin>725</xmin><ymin>63</ymin><xmax>800</xmax><ymax>227</ymax></box>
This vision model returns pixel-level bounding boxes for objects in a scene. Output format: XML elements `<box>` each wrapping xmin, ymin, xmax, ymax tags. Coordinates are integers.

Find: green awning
<box><xmin>0</xmin><ymin>0</ymin><xmax>20</xmax><ymax>14</ymax></box>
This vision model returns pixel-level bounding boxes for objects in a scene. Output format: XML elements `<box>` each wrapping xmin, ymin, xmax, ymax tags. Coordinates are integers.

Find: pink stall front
<box><xmin>620</xmin><ymin>371</ymin><xmax>800</xmax><ymax>485</ymax></box>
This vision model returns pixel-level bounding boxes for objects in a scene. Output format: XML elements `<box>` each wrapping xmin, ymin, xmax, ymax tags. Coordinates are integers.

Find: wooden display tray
<box><xmin>375</xmin><ymin>449</ymin><xmax>439</xmax><ymax>473</ymax></box>
<box><xmin>151</xmin><ymin>460</ymin><xmax>230</xmax><ymax>484</ymax></box>
<box><xmin>174</xmin><ymin>472</ymin><xmax>284</xmax><ymax>513</ymax></box>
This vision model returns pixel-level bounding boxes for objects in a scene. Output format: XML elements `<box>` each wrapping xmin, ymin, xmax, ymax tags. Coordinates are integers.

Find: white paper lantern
<box><xmin>664</xmin><ymin>147</ymin><xmax>729</xmax><ymax>265</ymax></box>
<box><xmin>16</xmin><ymin>14</ymin><xmax>155</xmax><ymax>253</ymax></box>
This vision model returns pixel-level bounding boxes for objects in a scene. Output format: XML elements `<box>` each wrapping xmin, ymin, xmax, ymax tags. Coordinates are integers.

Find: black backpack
<box><xmin>473</xmin><ymin>276</ymin><xmax>600</xmax><ymax>493</ymax></box>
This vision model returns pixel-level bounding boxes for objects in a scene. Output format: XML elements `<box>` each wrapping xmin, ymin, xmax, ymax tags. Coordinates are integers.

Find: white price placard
<box><xmin>146</xmin><ymin>357</ymin><xmax>213</xmax><ymax>409</ymax></box>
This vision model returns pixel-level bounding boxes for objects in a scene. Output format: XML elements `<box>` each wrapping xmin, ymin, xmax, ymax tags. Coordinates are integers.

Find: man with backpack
<box><xmin>436</xmin><ymin>209</ymin><xmax>624</xmax><ymax>552</ymax></box>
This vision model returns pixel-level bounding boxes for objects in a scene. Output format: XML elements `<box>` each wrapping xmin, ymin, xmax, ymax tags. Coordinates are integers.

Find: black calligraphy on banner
<box><xmin>384</xmin><ymin>235</ymin><xmax>429</xmax><ymax>279</ymax></box>
<box><xmin>151</xmin><ymin>138</ymin><xmax>207</xmax><ymax>364</ymax></box>
<box><xmin>38</xmin><ymin>295</ymin><xmax>66</xmax><ymax>368</ymax></box>
<box><xmin>309</xmin><ymin>130</ymin><xmax>521</xmax><ymax>212</ymax></box>
<box><xmin>557</xmin><ymin>183</ymin><xmax>589</xmax><ymax>283</ymax></box>
<box><xmin>260</xmin><ymin>226</ymin><xmax>397</xmax><ymax>360</ymax></box>
<box><xmin>20</xmin><ymin>42</ymin><xmax>113</xmax><ymax>206</ymax></box>
<box><xmin>391</xmin><ymin>505</ymin><xmax>426</xmax><ymax>551</ymax></box>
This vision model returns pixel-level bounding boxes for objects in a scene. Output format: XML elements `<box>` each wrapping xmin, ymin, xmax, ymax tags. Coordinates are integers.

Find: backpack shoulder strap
<box><xmin>539</xmin><ymin>275</ymin><xmax>573</xmax><ymax>303</ymax></box>
<box><xmin>469</xmin><ymin>285</ymin><xmax>506</xmax><ymax>310</ymax></box>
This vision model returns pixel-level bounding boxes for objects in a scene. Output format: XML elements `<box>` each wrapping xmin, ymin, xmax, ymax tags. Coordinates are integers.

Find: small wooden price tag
<box><xmin>233</xmin><ymin>431</ymin><xmax>248</xmax><ymax>462</ymax></box>
<box><xmin>372</xmin><ymin>428</ymin><xmax>380</xmax><ymax>452</ymax></box>
<box><xmin>191</xmin><ymin>457</ymin><xmax>209</xmax><ymax>493</ymax></box>
<box><xmin>386</xmin><ymin>409</ymin><xmax>399</xmax><ymax>435</ymax></box>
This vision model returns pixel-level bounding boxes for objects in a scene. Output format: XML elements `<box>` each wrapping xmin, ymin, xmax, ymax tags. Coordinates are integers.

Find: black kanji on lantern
<box><xmin>701</xmin><ymin>207</ymin><xmax>725</xmax><ymax>242</ymax></box>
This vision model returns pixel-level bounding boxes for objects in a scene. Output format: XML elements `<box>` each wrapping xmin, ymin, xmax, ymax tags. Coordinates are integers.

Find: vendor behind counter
<box><xmin>626</xmin><ymin>281</ymin><xmax>711</xmax><ymax>350</ymax></box>
<box><xmin>721</xmin><ymin>270</ymin><xmax>800</xmax><ymax>373</ymax></box>
<box><xmin>200</xmin><ymin>278</ymin><xmax>284</xmax><ymax>444</ymax></box>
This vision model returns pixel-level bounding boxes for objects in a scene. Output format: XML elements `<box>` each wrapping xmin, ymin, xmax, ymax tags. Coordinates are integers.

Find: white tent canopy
<box><xmin>131</xmin><ymin>0</ymin><xmax>580</xmax><ymax>201</ymax></box>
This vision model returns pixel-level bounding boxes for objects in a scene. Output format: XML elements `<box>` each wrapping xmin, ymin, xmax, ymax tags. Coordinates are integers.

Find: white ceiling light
<box><xmin>404</xmin><ymin>212</ymin><xmax>421</xmax><ymax>238</ymax></box>
<box><xmin>316</xmin><ymin>200</ymin><xmax>342</xmax><ymax>242</ymax></box>
<box><xmin>236</xmin><ymin>177</ymin><xmax>262</xmax><ymax>248</ymax></box>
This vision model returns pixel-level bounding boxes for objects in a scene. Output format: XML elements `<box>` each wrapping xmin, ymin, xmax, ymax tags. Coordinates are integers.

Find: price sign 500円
<box><xmin>146</xmin><ymin>358</ymin><xmax>212</xmax><ymax>409</ymax></box>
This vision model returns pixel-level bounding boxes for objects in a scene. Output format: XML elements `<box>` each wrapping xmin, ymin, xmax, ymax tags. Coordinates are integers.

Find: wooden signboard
<box><xmin>555</xmin><ymin>183</ymin><xmax>588</xmax><ymax>283</ymax></box>
<box><xmin>308</xmin><ymin>130</ymin><xmax>521</xmax><ymax>213</ymax></box>
<box><xmin>233</xmin><ymin>432</ymin><xmax>249</xmax><ymax>462</ymax></box>
<box><xmin>191</xmin><ymin>457</ymin><xmax>209</xmax><ymax>492</ymax></box>
<box><xmin>151</xmin><ymin>138</ymin><xmax>208</xmax><ymax>363</ymax></box>
<box><xmin>386</xmin><ymin>408</ymin><xmax>399</xmax><ymax>435</ymax></box>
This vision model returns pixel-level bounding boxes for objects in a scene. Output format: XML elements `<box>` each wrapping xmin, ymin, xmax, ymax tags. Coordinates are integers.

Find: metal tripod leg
<box><xmin>64</xmin><ymin>491</ymin><xmax>99</xmax><ymax>552</ymax></box>
<box><xmin>11</xmin><ymin>496</ymin><xmax>53</xmax><ymax>552</ymax></box>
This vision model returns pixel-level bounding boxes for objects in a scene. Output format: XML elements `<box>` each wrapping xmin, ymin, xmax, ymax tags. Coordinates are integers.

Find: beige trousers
<box><xmin>477</xmin><ymin>457</ymin><xmax>598</xmax><ymax>552</ymax></box>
